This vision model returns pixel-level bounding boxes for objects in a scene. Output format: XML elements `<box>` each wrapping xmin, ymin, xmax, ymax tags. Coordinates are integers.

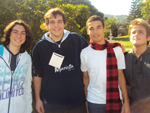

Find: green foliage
<box><xmin>60</xmin><ymin>3</ymin><xmax>90</xmax><ymax>33</ymax></box>
<box><xmin>56</xmin><ymin>0</ymin><xmax>104</xmax><ymax>18</ymax></box>
<box><xmin>0</xmin><ymin>0</ymin><xmax>59</xmax><ymax>53</ymax></box>
<box><xmin>141</xmin><ymin>0</ymin><xmax>150</xmax><ymax>19</ymax></box>
<box><xmin>127</xmin><ymin>0</ymin><xmax>143</xmax><ymax>23</ymax></box>
<box><xmin>113</xmin><ymin>35</ymin><xmax>133</xmax><ymax>52</ymax></box>
<box><xmin>104</xmin><ymin>16</ymin><xmax>120</xmax><ymax>38</ymax></box>
<box><xmin>80</xmin><ymin>27</ymin><xmax>90</xmax><ymax>42</ymax></box>
<box><xmin>0</xmin><ymin>0</ymin><xmax>91</xmax><ymax>53</ymax></box>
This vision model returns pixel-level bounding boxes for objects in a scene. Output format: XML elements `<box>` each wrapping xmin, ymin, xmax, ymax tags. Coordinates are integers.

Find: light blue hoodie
<box><xmin>0</xmin><ymin>45</ymin><xmax>32</xmax><ymax>113</ymax></box>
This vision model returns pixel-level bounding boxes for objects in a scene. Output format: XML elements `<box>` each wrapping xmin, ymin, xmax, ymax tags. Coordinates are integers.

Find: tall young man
<box><xmin>124</xmin><ymin>18</ymin><xmax>150</xmax><ymax>111</ymax></box>
<box><xmin>32</xmin><ymin>7</ymin><xmax>88</xmax><ymax>113</ymax></box>
<box><xmin>80</xmin><ymin>15</ymin><xmax>130</xmax><ymax>113</ymax></box>
<box><xmin>0</xmin><ymin>20</ymin><xmax>32</xmax><ymax>113</ymax></box>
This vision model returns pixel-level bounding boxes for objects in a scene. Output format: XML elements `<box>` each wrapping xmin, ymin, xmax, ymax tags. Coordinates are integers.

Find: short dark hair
<box><xmin>1</xmin><ymin>20</ymin><xmax>32</xmax><ymax>53</ymax></box>
<box><xmin>86</xmin><ymin>15</ymin><xmax>104</xmax><ymax>28</ymax></box>
<box><xmin>44</xmin><ymin>7</ymin><xmax>66</xmax><ymax>26</ymax></box>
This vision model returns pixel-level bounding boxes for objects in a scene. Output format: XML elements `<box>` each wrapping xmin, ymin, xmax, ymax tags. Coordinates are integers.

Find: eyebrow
<box><xmin>139</xmin><ymin>30</ymin><xmax>144</xmax><ymax>32</ymax></box>
<box><xmin>97</xmin><ymin>25</ymin><xmax>102</xmax><ymax>27</ymax></box>
<box><xmin>12</xmin><ymin>29</ymin><xmax>26</xmax><ymax>32</ymax></box>
<box><xmin>132</xmin><ymin>29</ymin><xmax>144</xmax><ymax>32</ymax></box>
<box><xmin>49</xmin><ymin>19</ymin><xmax>63</xmax><ymax>22</ymax></box>
<box><xmin>89</xmin><ymin>25</ymin><xmax>102</xmax><ymax>29</ymax></box>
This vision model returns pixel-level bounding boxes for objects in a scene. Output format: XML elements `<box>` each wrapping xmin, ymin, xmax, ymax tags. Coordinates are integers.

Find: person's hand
<box><xmin>121</xmin><ymin>102</ymin><xmax>130</xmax><ymax>113</ymax></box>
<box><xmin>36</xmin><ymin>99</ymin><xmax>45</xmax><ymax>113</ymax></box>
<box><xmin>121</xmin><ymin>44</ymin><xmax>125</xmax><ymax>53</ymax></box>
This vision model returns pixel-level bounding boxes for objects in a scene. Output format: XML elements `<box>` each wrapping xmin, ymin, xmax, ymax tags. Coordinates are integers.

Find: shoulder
<box><xmin>124</xmin><ymin>50</ymin><xmax>134</xmax><ymax>59</ymax></box>
<box><xmin>34</xmin><ymin>39</ymin><xmax>46</xmax><ymax>48</ymax></box>
<box><xmin>69</xmin><ymin>32</ymin><xmax>82</xmax><ymax>37</ymax></box>
<box><xmin>32</xmin><ymin>39</ymin><xmax>47</xmax><ymax>53</ymax></box>
<box><xmin>23</xmin><ymin>51</ymin><xmax>31</xmax><ymax>60</ymax></box>
<box><xmin>113</xmin><ymin>46</ymin><xmax>125</xmax><ymax>59</ymax></box>
<box><xmin>113</xmin><ymin>46</ymin><xmax>122</xmax><ymax>51</ymax></box>
<box><xmin>69</xmin><ymin>32</ymin><xmax>87</xmax><ymax>41</ymax></box>
<box><xmin>81</xmin><ymin>45</ymin><xmax>91</xmax><ymax>56</ymax></box>
<box><xmin>113</xmin><ymin>46</ymin><xmax>122</xmax><ymax>54</ymax></box>
<box><xmin>68</xmin><ymin>32</ymin><xmax>89</xmax><ymax>48</ymax></box>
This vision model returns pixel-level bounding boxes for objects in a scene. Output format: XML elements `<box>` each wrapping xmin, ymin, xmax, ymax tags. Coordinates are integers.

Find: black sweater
<box><xmin>32</xmin><ymin>31</ymin><xmax>89</xmax><ymax>111</ymax></box>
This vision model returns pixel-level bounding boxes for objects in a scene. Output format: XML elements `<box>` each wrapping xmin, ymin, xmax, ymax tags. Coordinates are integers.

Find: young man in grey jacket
<box><xmin>124</xmin><ymin>18</ymin><xmax>150</xmax><ymax>112</ymax></box>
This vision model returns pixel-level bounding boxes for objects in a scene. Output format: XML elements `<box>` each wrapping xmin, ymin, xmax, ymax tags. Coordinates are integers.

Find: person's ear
<box><xmin>104</xmin><ymin>27</ymin><xmax>106</xmax><ymax>32</ymax></box>
<box><xmin>87</xmin><ymin>28</ymin><xmax>90</xmax><ymax>35</ymax></box>
<box><xmin>64</xmin><ymin>23</ymin><xmax>66</xmax><ymax>27</ymax></box>
<box><xmin>147</xmin><ymin>36</ymin><xmax>150</xmax><ymax>41</ymax></box>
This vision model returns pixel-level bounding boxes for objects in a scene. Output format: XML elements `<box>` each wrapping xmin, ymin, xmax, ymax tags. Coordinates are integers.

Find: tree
<box><xmin>55</xmin><ymin>0</ymin><xmax>104</xmax><ymax>18</ymax></box>
<box><xmin>127</xmin><ymin>0</ymin><xmax>143</xmax><ymax>23</ymax></box>
<box><xmin>141</xmin><ymin>0</ymin><xmax>150</xmax><ymax>20</ymax></box>
<box><xmin>104</xmin><ymin>16</ymin><xmax>120</xmax><ymax>38</ymax></box>
<box><xmin>0</xmin><ymin>0</ymin><xmax>58</xmax><ymax>53</ymax></box>
<box><xmin>60</xmin><ymin>3</ymin><xmax>90</xmax><ymax>33</ymax></box>
<box><xmin>0</xmin><ymin>1</ymin><xmax>91</xmax><ymax>52</ymax></box>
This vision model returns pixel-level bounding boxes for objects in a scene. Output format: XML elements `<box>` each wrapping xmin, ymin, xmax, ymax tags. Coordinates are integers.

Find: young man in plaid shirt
<box><xmin>80</xmin><ymin>15</ymin><xmax>130</xmax><ymax>113</ymax></box>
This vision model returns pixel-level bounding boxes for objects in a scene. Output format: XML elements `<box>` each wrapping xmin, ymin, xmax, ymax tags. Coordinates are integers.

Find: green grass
<box><xmin>113</xmin><ymin>35</ymin><xmax>133</xmax><ymax>49</ymax></box>
<box><xmin>114</xmin><ymin>40</ymin><xmax>133</xmax><ymax>48</ymax></box>
<box><xmin>107</xmin><ymin>35</ymin><xmax>133</xmax><ymax>52</ymax></box>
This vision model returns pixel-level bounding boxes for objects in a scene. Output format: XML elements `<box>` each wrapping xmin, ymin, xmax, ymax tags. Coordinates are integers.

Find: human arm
<box><xmin>118</xmin><ymin>69</ymin><xmax>130</xmax><ymax>113</ymax></box>
<box><xmin>83</xmin><ymin>71</ymin><xmax>89</xmax><ymax>113</ymax></box>
<box><xmin>80</xmin><ymin>48</ymin><xmax>89</xmax><ymax>112</ymax></box>
<box><xmin>31</xmin><ymin>44</ymin><xmax>45</xmax><ymax>113</ymax></box>
<box><xmin>33</xmin><ymin>76</ymin><xmax>44</xmax><ymax>113</ymax></box>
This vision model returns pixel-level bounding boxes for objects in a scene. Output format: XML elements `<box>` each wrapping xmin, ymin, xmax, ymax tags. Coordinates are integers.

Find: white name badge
<box><xmin>49</xmin><ymin>52</ymin><xmax>64</xmax><ymax>69</ymax></box>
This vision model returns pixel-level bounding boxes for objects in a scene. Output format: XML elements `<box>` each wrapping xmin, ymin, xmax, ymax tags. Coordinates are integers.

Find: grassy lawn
<box><xmin>107</xmin><ymin>35</ymin><xmax>133</xmax><ymax>52</ymax></box>
<box><xmin>113</xmin><ymin>35</ymin><xmax>133</xmax><ymax>48</ymax></box>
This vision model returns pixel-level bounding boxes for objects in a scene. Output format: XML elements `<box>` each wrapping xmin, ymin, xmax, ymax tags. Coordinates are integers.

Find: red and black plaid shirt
<box><xmin>90</xmin><ymin>39</ymin><xmax>121</xmax><ymax>113</ymax></box>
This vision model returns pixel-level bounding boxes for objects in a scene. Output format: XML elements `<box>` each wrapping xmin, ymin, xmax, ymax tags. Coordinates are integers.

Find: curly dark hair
<box><xmin>1</xmin><ymin>20</ymin><xmax>32</xmax><ymax>53</ymax></box>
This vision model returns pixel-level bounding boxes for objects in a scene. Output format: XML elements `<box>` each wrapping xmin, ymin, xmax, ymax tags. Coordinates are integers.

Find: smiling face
<box><xmin>47</xmin><ymin>14</ymin><xmax>66</xmax><ymax>41</ymax></box>
<box><xmin>130</xmin><ymin>25</ymin><xmax>150</xmax><ymax>47</ymax></box>
<box><xmin>9</xmin><ymin>24</ymin><xmax>26</xmax><ymax>50</ymax></box>
<box><xmin>87</xmin><ymin>20</ymin><xmax>106</xmax><ymax>45</ymax></box>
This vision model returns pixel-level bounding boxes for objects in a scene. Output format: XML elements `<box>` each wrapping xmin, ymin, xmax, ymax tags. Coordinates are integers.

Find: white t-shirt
<box><xmin>80</xmin><ymin>45</ymin><xmax>125</xmax><ymax>104</ymax></box>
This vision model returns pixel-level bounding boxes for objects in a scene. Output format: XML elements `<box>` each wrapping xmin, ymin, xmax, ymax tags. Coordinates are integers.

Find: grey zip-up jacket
<box><xmin>124</xmin><ymin>47</ymin><xmax>150</xmax><ymax>105</ymax></box>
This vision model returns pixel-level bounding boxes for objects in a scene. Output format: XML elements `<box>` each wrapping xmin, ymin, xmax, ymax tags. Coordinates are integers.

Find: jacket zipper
<box><xmin>7</xmin><ymin>72</ymin><xmax>13</xmax><ymax>113</ymax></box>
<box><xmin>0</xmin><ymin>56</ymin><xmax>15</xmax><ymax>113</ymax></box>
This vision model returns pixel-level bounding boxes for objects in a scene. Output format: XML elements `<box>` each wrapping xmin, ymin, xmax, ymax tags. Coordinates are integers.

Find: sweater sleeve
<box><xmin>24</xmin><ymin>58</ymin><xmax>32</xmax><ymax>113</ymax></box>
<box><xmin>31</xmin><ymin>43</ymin><xmax>43</xmax><ymax>77</ymax></box>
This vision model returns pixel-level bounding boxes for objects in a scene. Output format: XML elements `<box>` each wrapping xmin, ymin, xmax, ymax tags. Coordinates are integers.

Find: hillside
<box><xmin>104</xmin><ymin>14</ymin><xmax>128</xmax><ymax>23</ymax></box>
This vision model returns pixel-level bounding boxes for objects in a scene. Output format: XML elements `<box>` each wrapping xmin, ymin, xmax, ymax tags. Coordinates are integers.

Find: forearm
<box><xmin>83</xmin><ymin>71</ymin><xmax>89</xmax><ymax>113</ymax></box>
<box><xmin>84</xmin><ymin>79</ymin><xmax>89</xmax><ymax>98</ymax></box>
<box><xmin>118</xmin><ymin>70</ymin><xmax>129</xmax><ymax>103</ymax></box>
<box><xmin>83</xmin><ymin>72</ymin><xmax>89</xmax><ymax>98</ymax></box>
<box><xmin>33</xmin><ymin>76</ymin><xmax>42</xmax><ymax>101</ymax></box>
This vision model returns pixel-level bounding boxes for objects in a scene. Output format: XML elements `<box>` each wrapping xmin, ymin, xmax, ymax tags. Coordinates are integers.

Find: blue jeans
<box><xmin>88</xmin><ymin>101</ymin><xmax>106</xmax><ymax>113</ymax></box>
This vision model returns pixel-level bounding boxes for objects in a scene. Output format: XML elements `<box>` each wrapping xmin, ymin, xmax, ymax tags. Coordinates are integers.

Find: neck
<box><xmin>51</xmin><ymin>37</ymin><xmax>62</xmax><ymax>42</ymax></box>
<box><xmin>7</xmin><ymin>44</ymin><xmax>20</xmax><ymax>55</ymax></box>
<box><xmin>133</xmin><ymin>45</ymin><xmax>147</xmax><ymax>57</ymax></box>
<box><xmin>96</xmin><ymin>39</ymin><xmax>105</xmax><ymax>45</ymax></box>
<box><xmin>50</xmin><ymin>34</ymin><xmax>64</xmax><ymax>42</ymax></box>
